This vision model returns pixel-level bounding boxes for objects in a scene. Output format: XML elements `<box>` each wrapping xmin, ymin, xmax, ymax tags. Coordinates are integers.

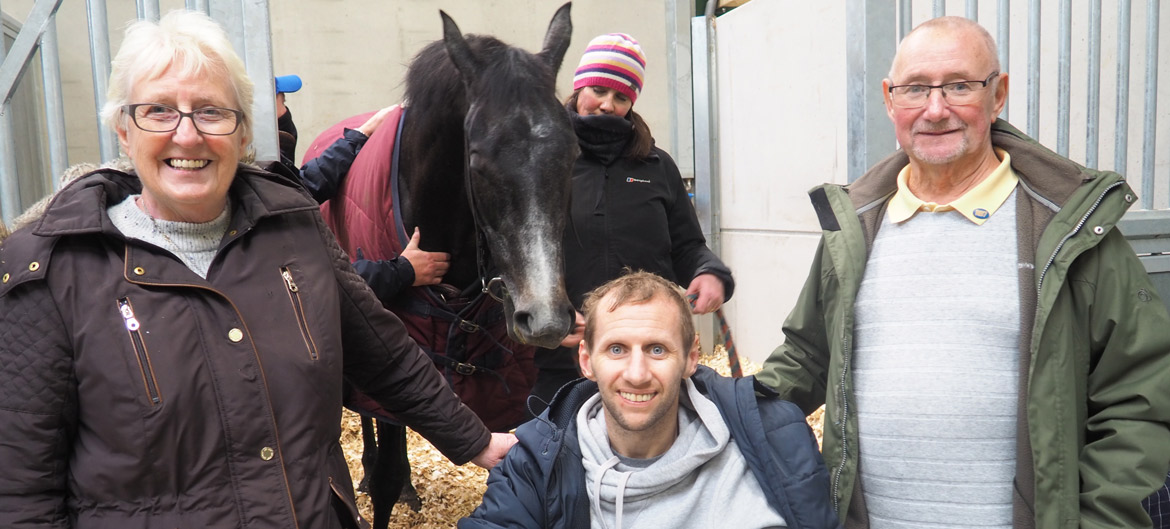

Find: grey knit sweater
<box><xmin>107</xmin><ymin>195</ymin><xmax>230</xmax><ymax>279</ymax></box>
<box><xmin>853</xmin><ymin>190</ymin><xmax>1021</xmax><ymax>528</ymax></box>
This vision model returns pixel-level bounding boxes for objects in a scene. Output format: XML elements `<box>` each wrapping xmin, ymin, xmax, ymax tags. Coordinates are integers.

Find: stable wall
<box><xmin>1</xmin><ymin>0</ymin><xmax>677</xmax><ymax>170</ymax></box>
<box><xmin>714</xmin><ymin>0</ymin><xmax>848</xmax><ymax>365</ymax></box>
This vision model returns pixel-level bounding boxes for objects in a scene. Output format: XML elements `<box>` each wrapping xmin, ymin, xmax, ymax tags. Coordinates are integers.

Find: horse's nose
<box><xmin>511</xmin><ymin>304</ymin><xmax>573</xmax><ymax>348</ymax></box>
<box><xmin>513</xmin><ymin>310</ymin><xmax>534</xmax><ymax>335</ymax></box>
<box><xmin>512</xmin><ymin>310</ymin><xmax>541</xmax><ymax>341</ymax></box>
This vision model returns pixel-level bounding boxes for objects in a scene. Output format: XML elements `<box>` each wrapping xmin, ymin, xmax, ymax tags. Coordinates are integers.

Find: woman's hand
<box><xmin>558</xmin><ymin>311</ymin><xmax>585</xmax><ymax>348</ymax></box>
<box><xmin>357</xmin><ymin>105</ymin><xmax>396</xmax><ymax>137</ymax></box>
<box><xmin>400</xmin><ymin>228</ymin><xmax>450</xmax><ymax>286</ymax></box>
<box><xmin>685</xmin><ymin>273</ymin><xmax>725</xmax><ymax>314</ymax></box>
<box><xmin>470</xmin><ymin>432</ymin><xmax>519</xmax><ymax>470</ymax></box>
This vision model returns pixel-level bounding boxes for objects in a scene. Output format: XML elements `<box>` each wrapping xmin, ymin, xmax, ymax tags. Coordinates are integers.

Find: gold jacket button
<box><xmin>228</xmin><ymin>328</ymin><xmax>244</xmax><ymax>342</ymax></box>
<box><xmin>260</xmin><ymin>446</ymin><xmax>274</xmax><ymax>460</ymax></box>
<box><xmin>134</xmin><ymin>267</ymin><xmax>146</xmax><ymax>276</ymax></box>
<box><xmin>28</xmin><ymin>261</ymin><xmax>40</xmax><ymax>272</ymax></box>
<box><xmin>2</xmin><ymin>273</ymin><xmax>9</xmax><ymax>283</ymax></box>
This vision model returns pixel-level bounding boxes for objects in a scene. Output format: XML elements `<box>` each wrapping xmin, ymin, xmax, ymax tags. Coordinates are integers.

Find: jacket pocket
<box><xmin>281</xmin><ymin>267</ymin><xmax>320</xmax><ymax>361</ymax></box>
<box><xmin>117</xmin><ymin>297</ymin><xmax>163</xmax><ymax>406</ymax></box>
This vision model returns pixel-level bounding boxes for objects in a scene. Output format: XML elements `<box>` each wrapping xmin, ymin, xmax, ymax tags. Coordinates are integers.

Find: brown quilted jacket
<box><xmin>0</xmin><ymin>166</ymin><xmax>490</xmax><ymax>529</ymax></box>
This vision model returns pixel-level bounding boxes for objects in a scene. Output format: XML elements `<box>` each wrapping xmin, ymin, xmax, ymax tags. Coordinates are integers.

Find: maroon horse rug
<box><xmin>305</xmin><ymin>106</ymin><xmax>539</xmax><ymax>432</ymax></box>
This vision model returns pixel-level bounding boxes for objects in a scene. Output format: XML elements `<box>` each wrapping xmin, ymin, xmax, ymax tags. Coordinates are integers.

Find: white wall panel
<box><xmin>714</xmin><ymin>0</ymin><xmax>847</xmax><ymax>363</ymax></box>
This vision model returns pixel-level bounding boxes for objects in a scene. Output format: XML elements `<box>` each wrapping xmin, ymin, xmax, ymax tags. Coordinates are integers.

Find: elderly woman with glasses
<box><xmin>0</xmin><ymin>10</ymin><xmax>513</xmax><ymax>529</ymax></box>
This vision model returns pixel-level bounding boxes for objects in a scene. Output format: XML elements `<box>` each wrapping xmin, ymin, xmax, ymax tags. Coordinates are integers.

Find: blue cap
<box><xmin>274</xmin><ymin>74</ymin><xmax>302</xmax><ymax>94</ymax></box>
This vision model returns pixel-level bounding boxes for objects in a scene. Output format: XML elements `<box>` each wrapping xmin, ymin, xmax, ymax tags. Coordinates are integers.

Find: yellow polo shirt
<box><xmin>887</xmin><ymin>148</ymin><xmax>1019</xmax><ymax>225</ymax></box>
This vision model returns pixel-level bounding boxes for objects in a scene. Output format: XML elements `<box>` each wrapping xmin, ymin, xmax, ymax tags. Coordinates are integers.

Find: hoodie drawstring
<box><xmin>593</xmin><ymin>455</ymin><xmax>630</xmax><ymax>529</ymax></box>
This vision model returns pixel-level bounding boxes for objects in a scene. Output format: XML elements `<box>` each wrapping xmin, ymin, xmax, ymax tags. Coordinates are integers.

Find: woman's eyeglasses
<box><xmin>123</xmin><ymin>103</ymin><xmax>243</xmax><ymax>135</ymax></box>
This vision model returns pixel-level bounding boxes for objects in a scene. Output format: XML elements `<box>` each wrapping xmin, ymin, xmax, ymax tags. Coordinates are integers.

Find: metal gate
<box><xmin>844</xmin><ymin>0</ymin><xmax>1170</xmax><ymax>310</ymax></box>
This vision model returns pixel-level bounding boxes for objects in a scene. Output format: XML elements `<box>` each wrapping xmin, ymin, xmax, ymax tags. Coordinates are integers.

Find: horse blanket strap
<box><xmin>308</xmin><ymin>107</ymin><xmax>537</xmax><ymax>432</ymax></box>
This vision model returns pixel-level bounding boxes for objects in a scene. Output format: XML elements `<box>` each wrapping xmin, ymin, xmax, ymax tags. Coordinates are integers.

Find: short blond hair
<box><xmin>100</xmin><ymin>10</ymin><xmax>253</xmax><ymax>144</ymax></box>
<box><xmin>581</xmin><ymin>271</ymin><xmax>694</xmax><ymax>351</ymax></box>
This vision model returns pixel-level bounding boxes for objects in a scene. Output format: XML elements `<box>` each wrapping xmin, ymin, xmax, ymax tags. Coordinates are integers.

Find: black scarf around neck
<box><xmin>569</xmin><ymin>111</ymin><xmax>633</xmax><ymax>166</ymax></box>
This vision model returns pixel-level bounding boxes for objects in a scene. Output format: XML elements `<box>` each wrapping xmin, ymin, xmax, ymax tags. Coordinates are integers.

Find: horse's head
<box><xmin>438</xmin><ymin>3</ymin><xmax>577</xmax><ymax>348</ymax></box>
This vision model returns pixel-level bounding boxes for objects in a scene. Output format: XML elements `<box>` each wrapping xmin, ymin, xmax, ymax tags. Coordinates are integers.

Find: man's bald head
<box><xmin>891</xmin><ymin>17</ymin><xmax>1000</xmax><ymax>79</ymax></box>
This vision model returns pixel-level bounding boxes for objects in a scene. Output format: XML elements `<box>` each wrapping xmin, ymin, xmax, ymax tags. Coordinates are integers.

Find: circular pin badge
<box><xmin>973</xmin><ymin>208</ymin><xmax>990</xmax><ymax>219</ymax></box>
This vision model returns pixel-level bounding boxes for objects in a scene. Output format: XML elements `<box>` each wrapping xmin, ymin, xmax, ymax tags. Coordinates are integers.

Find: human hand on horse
<box><xmin>686</xmin><ymin>273</ymin><xmax>726</xmax><ymax>314</ymax></box>
<box><xmin>402</xmin><ymin>227</ymin><xmax>450</xmax><ymax>286</ymax></box>
<box><xmin>470</xmin><ymin>432</ymin><xmax>519</xmax><ymax>470</ymax></box>
<box><xmin>357</xmin><ymin>105</ymin><xmax>396</xmax><ymax>137</ymax></box>
<box><xmin>558</xmin><ymin>310</ymin><xmax>585</xmax><ymax>348</ymax></box>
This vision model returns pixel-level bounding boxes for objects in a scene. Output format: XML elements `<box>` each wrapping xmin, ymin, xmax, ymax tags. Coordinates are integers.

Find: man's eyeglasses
<box><xmin>887</xmin><ymin>71</ymin><xmax>1000</xmax><ymax>108</ymax></box>
<box><xmin>123</xmin><ymin>103</ymin><xmax>244</xmax><ymax>135</ymax></box>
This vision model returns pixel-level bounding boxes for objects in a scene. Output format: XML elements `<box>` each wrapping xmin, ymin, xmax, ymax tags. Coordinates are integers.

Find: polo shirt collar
<box><xmin>887</xmin><ymin>148</ymin><xmax>1018</xmax><ymax>225</ymax></box>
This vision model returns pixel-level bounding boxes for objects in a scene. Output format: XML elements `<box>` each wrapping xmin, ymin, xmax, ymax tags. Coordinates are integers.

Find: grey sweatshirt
<box><xmin>577</xmin><ymin>378</ymin><xmax>787</xmax><ymax>529</ymax></box>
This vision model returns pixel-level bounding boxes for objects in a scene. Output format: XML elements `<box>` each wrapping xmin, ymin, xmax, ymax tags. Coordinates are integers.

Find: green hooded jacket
<box><xmin>757</xmin><ymin>120</ymin><xmax>1170</xmax><ymax>528</ymax></box>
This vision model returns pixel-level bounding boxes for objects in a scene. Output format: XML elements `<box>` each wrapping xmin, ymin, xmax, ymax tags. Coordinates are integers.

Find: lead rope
<box><xmin>715</xmin><ymin>307</ymin><xmax>742</xmax><ymax>378</ymax></box>
<box><xmin>685</xmin><ymin>293</ymin><xmax>742</xmax><ymax>378</ymax></box>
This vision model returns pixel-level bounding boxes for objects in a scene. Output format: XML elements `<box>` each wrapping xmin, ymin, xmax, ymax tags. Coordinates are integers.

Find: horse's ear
<box><xmin>440</xmin><ymin>10</ymin><xmax>480</xmax><ymax>82</ymax></box>
<box><xmin>538</xmin><ymin>2</ymin><xmax>573</xmax><ymax>74</ymax></box>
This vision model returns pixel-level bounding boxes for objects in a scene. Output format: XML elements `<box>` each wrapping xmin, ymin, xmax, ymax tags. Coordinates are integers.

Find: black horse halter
<box><xmin>462</xmin><ymin>128</ymin><xmax>509</xmax><ymax>303</ymax></box>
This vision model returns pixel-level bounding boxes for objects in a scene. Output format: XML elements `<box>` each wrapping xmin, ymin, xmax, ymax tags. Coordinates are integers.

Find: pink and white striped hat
<box><xmin>572</xmin><ymin>33</ymin><xmax>647</xmax><ymax>104</ymax></box>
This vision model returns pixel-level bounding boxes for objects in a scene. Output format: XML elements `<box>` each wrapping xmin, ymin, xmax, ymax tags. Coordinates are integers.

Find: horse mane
<box><xmin>404</xmin><ymin>34</ymin><xmax>558</xmax><ymax>119</ymax></box>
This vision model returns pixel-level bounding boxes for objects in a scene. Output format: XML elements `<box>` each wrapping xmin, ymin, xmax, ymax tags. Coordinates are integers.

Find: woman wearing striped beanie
<box><xmin>527</xmin><ymin>33</ymin><xmax>736</xmax><ymax>417</ymax></box>
<box><xmin>566</xmin><ymin>33</ymin><xmax>651</xmax><ymax>157</ymax></box>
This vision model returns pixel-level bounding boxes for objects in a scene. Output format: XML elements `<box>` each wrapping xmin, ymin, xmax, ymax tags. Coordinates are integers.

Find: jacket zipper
<box><xmin>117</xmin><ymin>298</ymin><xmax>162</xmax><ymax>405</ymax></box>
<box><xmin>1036</xmin><ymin>181</ymin><xmax>1124</xmax><ymax>295</ymax></box>
<box><xmin>832</xmin><ymin>333</ymin><xmax>850</xmax><ymax>513</ymax></box>
<box><xmin>281</xmin><ymin>267</ymin><xmax>319</xmax><ymax>360</ymax></box>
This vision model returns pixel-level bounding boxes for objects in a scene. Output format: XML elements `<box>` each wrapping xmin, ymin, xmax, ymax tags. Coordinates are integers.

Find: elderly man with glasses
<box><xmin>757</xmin><ymin>16</ymin><xmax>1170</xmax><ymax>529</ymax></box>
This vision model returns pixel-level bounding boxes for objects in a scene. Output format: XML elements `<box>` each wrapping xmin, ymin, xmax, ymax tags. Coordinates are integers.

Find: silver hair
<box><xmin>99</xmin><ymin>10</ymin><xmax>253</xmax><ymax>144</ymax></box>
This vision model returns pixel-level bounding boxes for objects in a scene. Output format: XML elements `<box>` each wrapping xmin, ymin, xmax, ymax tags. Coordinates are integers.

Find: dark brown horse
<box><xmin>308</xmin><ymin>5</ymin><xmax>576</xmax><ymax>527</ymax></box>
<box><xmin>399</xmin><ymin>6</ymin><xmax>577</xmax><ymax>345</ymax></box>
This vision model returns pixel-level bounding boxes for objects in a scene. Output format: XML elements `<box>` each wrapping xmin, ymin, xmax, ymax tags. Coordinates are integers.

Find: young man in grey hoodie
<box><xmin>461</xmin><ymin>272</ymin><xmax>839</xmax><ymax>529</ymax></box>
